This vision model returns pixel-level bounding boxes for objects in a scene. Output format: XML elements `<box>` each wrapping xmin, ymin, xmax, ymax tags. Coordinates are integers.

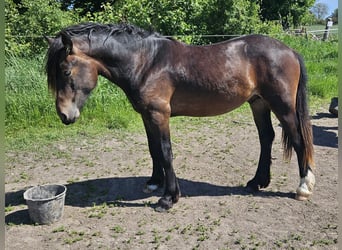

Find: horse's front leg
<box><xmin>142</xmin><ymin>119</ymin><xmax>165</xmax><ymax>193</ymax></box>
<box><xmin>142</xmin><ymin>111</ymin><xmax>180</xmax><ymax>211</ymax></box>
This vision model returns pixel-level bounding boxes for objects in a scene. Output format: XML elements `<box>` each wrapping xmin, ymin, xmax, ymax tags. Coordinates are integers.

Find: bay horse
<box><xmin>45</xmin><ymin>22</ymin><xmax>315</xmax><ymax>211</ymax></box>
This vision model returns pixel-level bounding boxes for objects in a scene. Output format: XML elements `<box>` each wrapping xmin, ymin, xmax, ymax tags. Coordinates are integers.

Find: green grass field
<box><xmin>5</xmin><ymin>35</ymin><xmax>338</xmax><ymax>151</ymax></box>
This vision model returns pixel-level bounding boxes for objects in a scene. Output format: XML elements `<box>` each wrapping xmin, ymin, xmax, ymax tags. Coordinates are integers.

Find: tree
<box><xmin>257</xmin><ymin>0</ymin><xmax>315</xmax><ymax>29</ymax></box>
<box><xmin>5</xmin><ymin>0</ymin><xmax>76</xmax><ymax>56</ymax></box>
<box><xmin>7</xmin><ymin>0</ymin><xmax>302</xmax><ymax>56</ymax></box>
<box><xmin>81</xmin><ymin>0</ymin><xmax>281</xmax><ymax>45</ymax></box>
<box><xmin>331</xmin><ymin>8</ymin><xmax>338</xmax><ymax>23</ymax></box>
<box><xmin>80</xmin><ymin>0</ymin><xmax>196</xmax><ymax>41</ymax></box>
<box><xmin>192</xmin><ymin>0</ymin><xmax>280</xmax><ymax>43</ymax></box>
<box><xmin>311</xmin><ymin>2</ymin><xmax>329</xmax><ymax>20</ymax></box>
<box><xmin>59</xmin><ymin>0</ymin><xmax>115</xmax><ymax>16</ymax></box>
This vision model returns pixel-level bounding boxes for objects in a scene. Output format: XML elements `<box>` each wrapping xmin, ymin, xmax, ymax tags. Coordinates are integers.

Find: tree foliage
<box><xmin>6</xmin><ymin>0</ymin><xmax>317</xmax><ymax>56</ymax></box>
<box><xmin>192</xmin><ymin>0</ymin><xmax>281</xmax><ymax>43</ymax></box>
<box><xmin>257</xmin><ymin>0</ymin><xmax>315</xmax><ymax>29</ymax></box>
<box><xmin>5</xmin><ymin>0</ymin><xmax>76</xmax><ymax>56</ymax></box>
<box><xmin>330</xmin><ymin>8</ymin><xmax>338</xmax><ymax>24</ymax></box>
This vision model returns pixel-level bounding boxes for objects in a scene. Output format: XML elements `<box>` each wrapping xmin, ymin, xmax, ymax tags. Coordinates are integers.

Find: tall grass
<box><xmin>5</xmin><ymin>35</ymin><xmax>337</xmax><ymax>150</ymax></box>
<box><xmin>279</xmin><ymin>35</ymin><xmax>338</xmax><ymax>99</ymax></box>
<box><xmin>5</xmin><ymin>54</ymin><xmax>141</xmax><ymax>150</ymax></box>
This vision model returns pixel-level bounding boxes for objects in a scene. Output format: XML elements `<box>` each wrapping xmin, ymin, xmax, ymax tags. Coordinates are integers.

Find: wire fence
<box><xmin>5</xmin><ymin>28</ymin><xmax>338</xmax><ymax>65</ymax></box>
<box><xmin>5</xmin><ymin>27</ymin><xmax>339</xmax><ymax>40</ymax></box>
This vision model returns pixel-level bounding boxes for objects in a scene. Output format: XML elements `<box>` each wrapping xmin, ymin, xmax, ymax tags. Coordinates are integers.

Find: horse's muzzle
<box><xmin>60</xmin><ymin>113</ymin><xmax>76</xmax><ymax>125</ymax></box>
<box><xmin>58</xmin><ymin>109</ymin><xmax>80</xmax><ymax>125</ymax></box>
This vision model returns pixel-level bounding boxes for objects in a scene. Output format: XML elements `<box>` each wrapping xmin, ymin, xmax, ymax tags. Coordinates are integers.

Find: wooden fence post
<box><xmin>322</xmin><ymin>18</ymin><xmax>333</xmax><ymax>41</ymax></box>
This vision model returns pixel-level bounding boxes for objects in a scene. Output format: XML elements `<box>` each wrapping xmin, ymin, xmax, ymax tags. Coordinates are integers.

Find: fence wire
<box><xmin>5</xmin><ymin>27</ymin><xmax>339</xmax><ymax>39</ymax></box>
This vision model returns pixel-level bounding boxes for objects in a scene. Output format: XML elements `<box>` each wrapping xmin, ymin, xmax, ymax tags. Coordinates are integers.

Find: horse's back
<box><xmin>167</xmin><ymin>35</ymin><xmax>298</xmax><ymax>117</ymax></box>
<box><xmin>139</xmin><ymin>34</ymin><xmax>300</xmax><ymax>117</ymax></box>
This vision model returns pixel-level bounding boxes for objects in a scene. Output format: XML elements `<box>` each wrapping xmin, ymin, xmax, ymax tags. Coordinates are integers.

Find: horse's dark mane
<box><xmin>45</xmin><ymin>23</ymin><xmax>165</xmax><ymax>94</ymax></box>
<box><xmin>59</xmin><ymin>22</ymin><xmax>161</xmax><ymax>42</ymax></box>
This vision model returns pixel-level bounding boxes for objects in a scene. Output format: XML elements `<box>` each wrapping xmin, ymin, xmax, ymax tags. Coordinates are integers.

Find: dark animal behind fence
<box><xmin>45</xmin><ymin>22</ymin><xmax>315</xmax><ymax>212</ymax></box>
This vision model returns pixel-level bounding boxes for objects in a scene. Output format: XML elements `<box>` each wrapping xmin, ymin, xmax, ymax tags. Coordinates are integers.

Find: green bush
<box><xmin>5</xmin><ymin>0</ymin><xmax>77</xmax><ymax>56</ymax></box>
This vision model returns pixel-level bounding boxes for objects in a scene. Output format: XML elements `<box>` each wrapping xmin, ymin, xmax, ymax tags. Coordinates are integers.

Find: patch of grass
<box><xmin>66</xmin><ymin>177</ymin><xmax>80</xmax><ymax>184</ymax></box>
<box><xmin>278</xmin><ymin>35</ymin><xmax>337</xmax><ymax>100</ymax></box>
<box><xmin>5</xmin><ymin>55</ymin><xmax>142</xmax><ymax>152</ymax></box>
<box><xmin>87</xmin><ymin>203</ymin><xmax>108</xmax><ymax>219</ymax></box>
<box><xmin>64</xmin><ymin>230</ymin><xmax>85</xmax><ymax>245</ymax></box>
<box><xmin>136</xmin><ymin>230</ymin><xmax>145</xmax><ymax>236</ymax></box>
<box><xmin>52</xmin><ymin>225</ymin><xmax>66</xmax><ymax>233</ymax></box>
<box><xmin>5</xmin><ymin>205</ymin><xmax>14</xmax><ymax>213</ymax></box>
<box><xmin>19</xmin><ymin>171</ymin><xmax>29</xmax><ymax>181</ymax></box>
<box><xmin>152</xmin><ymin>229</ymin><xmax>162</xmax><ymax>244</ymax></box>
<box><xmin>311</xmin><ymin>238</ymin><xmax>337</xmax><ymax>246</ymax></box>
<box><xmin>111</xmin><ymin>225</ymin><xmax>125</xmax><ymax>234</ymax></box>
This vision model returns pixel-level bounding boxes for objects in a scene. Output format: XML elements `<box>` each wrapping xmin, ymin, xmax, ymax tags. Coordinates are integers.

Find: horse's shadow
<box><xmin>311</xmin><ymin>112</ymin><xmax>338</xmax><ymax>148</ymax></box>
<box><xmin>5</xmin><ymin>176</ymin><xmax>294</xmax><ymax>225</ymax></box>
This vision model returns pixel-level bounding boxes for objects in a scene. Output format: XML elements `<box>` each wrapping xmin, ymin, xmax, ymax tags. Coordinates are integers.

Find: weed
<box><xmin>5</xmin><ymin>205</ymin><xmax>14</xmax><ymax>213</ymax></box>
<box><xmin>111</xmin><ymin>225</ymin><xmax>125</xmax><ymax>234</ymax></box>
<box><xmin>66</xmin><ymin>177</ymin><xmax>79</xmax><ymax>184</ymax></box>
<box><xmin>87</xmin><ymin>203</ymin><xmax>108</xmax><ymax>219</ymax></box>
<box><xmin>64</xmin><ymin>230</ymin><xmax>85</xmax><ymax>245</ymax></box>
<box><xmin>234</xmin><ymin>238</ymin><xmax>243</xmax><ymax>245</ymax></box>
<box><xmin>91</xmin><ymin>231</ymin><xmax>102</xmax><ymax>237</ymax></box>
<box><xmin>166</xmin><ymin>225</ymin><xmax>180</xmax><ymax>233</ymax></box>
<box><xmin>52</xmin><ymin>225</ymin><xmax>65</xmax><ymax>233</ymax></box>
<box><xmin>181</xmin><ymin>224</ymin><xmax>193</xmax><ymax>234</ymax></box>
<box><xmin>136</xmin><ymin>230</ymin><xmax>145</xmax><ymax>236</ymax></box>
<box><xmin>152</xmin><ymin>229</ymin><xmax>162</xmax><ymax>244</ymax></box>
<box><xmin>311</xmin><ymin>238</ymin><xmax>336</xmax><ymax>246</ymax></box>
<box><xmin>19</xmin><ymin>172</ymin><xmax>29</xmax><ymax>180</ymax></box>
<box><xmin>289</xmin><ymin>233</ymin><xmax>303</xmax><ymax>241</ymax></box>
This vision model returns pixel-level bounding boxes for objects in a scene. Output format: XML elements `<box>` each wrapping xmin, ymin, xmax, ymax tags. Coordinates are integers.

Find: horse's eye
<box><xmin>64</xmin><ymin>70</ymin><xmax>71</xmax><ymax>77</ymax></box>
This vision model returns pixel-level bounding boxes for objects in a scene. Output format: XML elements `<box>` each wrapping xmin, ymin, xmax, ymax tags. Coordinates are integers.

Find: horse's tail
<box><xmin>282</xmin><ymin>53</ymin><xmax>314</xmax><ymax>169</ymax></box>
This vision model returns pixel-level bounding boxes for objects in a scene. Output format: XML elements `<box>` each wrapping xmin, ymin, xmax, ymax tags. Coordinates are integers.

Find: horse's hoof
<box><xmin>295</xmin><ymin>169</ymin><xmax>315</xmax><ymax>201</ymax></box>
<box><xmin>295</xmin><ymin>185</ymin><xmax>312</xmax><ymax>201</ymax></box>
<box><xmin>246</xmin><ymin>179</ymin><xmax>260</xmax><ymax>192</ymax></box>
<box><xmin>245</xmin><ymin>185</ymin><xmax>259</xmax><ymax>194</ymax></box>
<box><xmin>155</xmin><ymin>206</ymin><xmax>168</xmax><ymax>213</ymax></box>
<box><xmin>246</xmin><ymin>176</ymin><xmax>270</xmax><ymax>192</ymax></box>
<box><xmin>155</xmin><ymin>197</ymin><xmax>173</xmax><ymax>212</ymax></box>
<box><xmin>143</xmin><ymin>184</ymin><xmax>159</xmax><ymax>193</ymax></box>
<box><xmin>295</xmin><ymin>193</ymin><xmax>309</xmax><ymax>201</ymax></box>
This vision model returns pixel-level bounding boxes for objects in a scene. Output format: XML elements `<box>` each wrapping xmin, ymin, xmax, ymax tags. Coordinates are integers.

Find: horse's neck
<box><xmin>97</xmin><ymin>39</ymin><xmax>163</xmax><ymax>86</ymax></box>
<box><xmin>86</xmin><ymin>41</ymin><xmax>131</xmax><ymax>80</ymax></box>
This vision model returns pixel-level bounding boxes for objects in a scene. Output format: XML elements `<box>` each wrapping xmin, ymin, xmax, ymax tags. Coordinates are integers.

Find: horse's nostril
<box><xmin>60</xmin><ymin>112</ymin><xmax>76</xmax><ymax>125</ymax></box>
<box><xmin>60</xmin><ymin>113</ymin><xmax>69</xmax><ymax>124</ymax></box>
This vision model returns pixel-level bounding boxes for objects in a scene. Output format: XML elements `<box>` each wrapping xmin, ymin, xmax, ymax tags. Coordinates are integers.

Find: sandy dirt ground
<box><xmin>5</xmin><ymin>106</ymin><xmax>338</xmax><ymax>249</ymax></box>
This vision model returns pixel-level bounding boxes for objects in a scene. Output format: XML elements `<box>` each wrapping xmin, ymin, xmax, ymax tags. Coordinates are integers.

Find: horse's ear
<box><xmin>43</xmin><ymin>35</ymin><xmax>55</xmax><ymax>46</ymax></box>
<box><xmin>60</xmin><ymin>31</ymin><xmax>73</xmax><ymax>55</ymax></box>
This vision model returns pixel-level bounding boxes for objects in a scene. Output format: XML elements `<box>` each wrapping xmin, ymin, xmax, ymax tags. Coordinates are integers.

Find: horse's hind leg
<box><xmin>247</xmin><ymin>97</ymin><xmax>275</xmax><ymax>191</ymax></box>
<box><xmin>266</xmin><ymin>85</ymin><xmax>315</xmax><ymax>200</ymax></box>
<box><xmin>276</xmin><ymin>111</ymin><xmax>315</xmax><ymax>200</ymax></box>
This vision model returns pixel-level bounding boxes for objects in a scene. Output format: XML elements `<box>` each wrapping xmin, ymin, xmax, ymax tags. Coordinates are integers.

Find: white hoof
<box><xmin>296</xmin><ymin>169</ymin><xmax>315</xmax><ymax>201</ymax></box>
<box><xmin>143</xmin><ymin>184</ymin><xmax>159</xmax><ymax>194</ymax></box>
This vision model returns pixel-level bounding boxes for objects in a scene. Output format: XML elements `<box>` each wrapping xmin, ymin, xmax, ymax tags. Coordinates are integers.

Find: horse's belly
<box><xmin>170</xmin><ymin>91</ymin><xmax>247</xmax><ymax>117</ymax></box>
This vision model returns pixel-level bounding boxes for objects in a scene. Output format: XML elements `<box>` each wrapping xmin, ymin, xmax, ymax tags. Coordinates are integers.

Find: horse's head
<box><xmin>45</xmin><ymin>32</ymin><xmax>101</xmax><ymax>125</ymax></box>
<box><xmin>46</xmin><ymin>23</ymin><xmax>159</xmax><ymax>124</ymax></box>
